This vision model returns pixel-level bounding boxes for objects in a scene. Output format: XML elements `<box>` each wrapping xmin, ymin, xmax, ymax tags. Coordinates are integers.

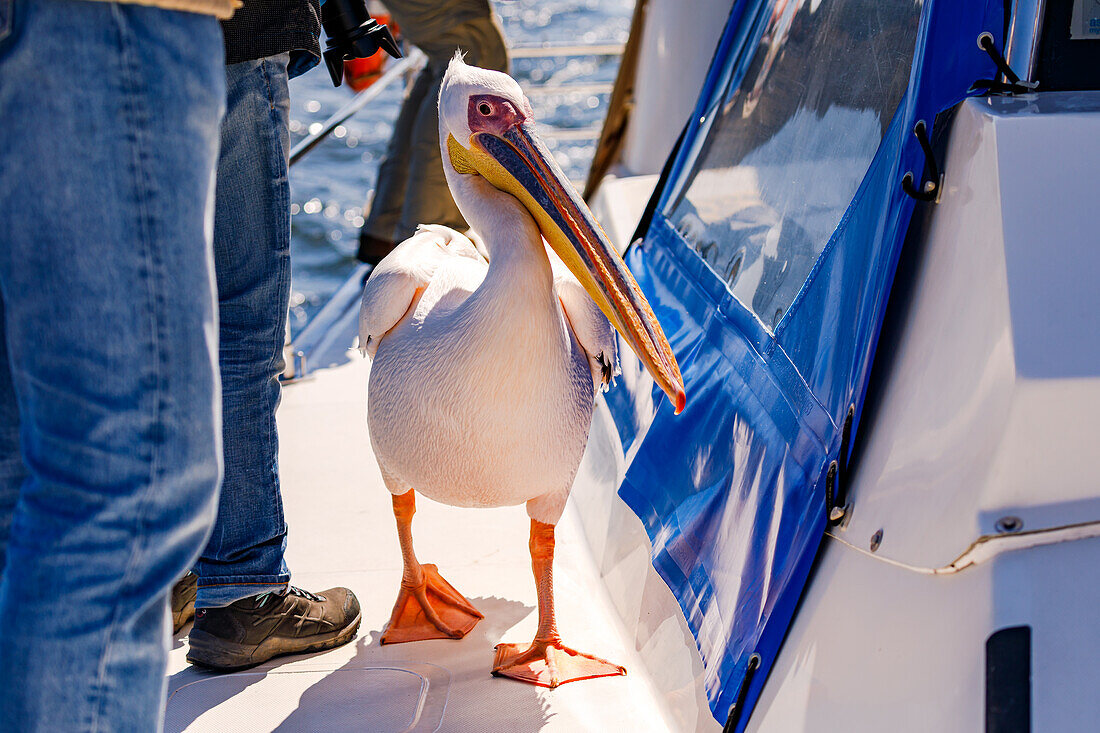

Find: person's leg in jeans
<box><xmin>186</xmin><ymin>53</ymin><xmax>359</xmax><ymax>672</ymax></box>
<box><xmin>0</xmin><ymin>304</ymin><xmax>24</xmax><ymax>579</ymax></box>
<box><xmin>195</xmin><ymin>54</ymin><xmax>295</xmax><ymax>607</ymax></box>
<box><xmin>0</xmin><ymin>1</ymin><xmax>224</xmax><ymax>729</ymax></box>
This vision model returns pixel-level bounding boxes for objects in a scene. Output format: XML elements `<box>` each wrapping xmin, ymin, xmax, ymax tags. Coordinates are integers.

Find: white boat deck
<box><xmin>165</xmin><ymin>356</ymin><xmax>716</xmax><ymax>732</ymax></box>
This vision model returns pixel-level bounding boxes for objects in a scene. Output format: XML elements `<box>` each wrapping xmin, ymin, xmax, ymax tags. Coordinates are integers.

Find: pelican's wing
<box><xmin>548</xmin><ymin>244</ymin><xmax>620</xmax><ymax>391</ymax></box>
<box><xmin>358</xmin><ymin>225</ymin><xmax>484</xmax><ymax>358</ymax></box>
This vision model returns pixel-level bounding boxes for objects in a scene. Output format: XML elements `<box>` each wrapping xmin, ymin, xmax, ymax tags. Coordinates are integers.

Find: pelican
<box><xmin>358</xmin><ymin>55</ymin><xmax>685</xmax><ymax>688</ymax></box>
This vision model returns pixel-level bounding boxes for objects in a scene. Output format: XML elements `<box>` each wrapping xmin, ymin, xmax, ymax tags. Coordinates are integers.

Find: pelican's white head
<box><xmin>438</xmin><ymin>54</ymin><xmax>531</xmax><ymax>154</ymax></box>
<box><xmin>437</xmin><ymin>55</ymin><xmax>686</xmax><ymax>414</ymax></box>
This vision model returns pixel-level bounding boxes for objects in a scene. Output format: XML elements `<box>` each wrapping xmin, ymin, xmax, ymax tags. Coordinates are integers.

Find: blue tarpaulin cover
<box><xmin>602</xmin><ymin>0</ymin><xmax>1005</xmax><ymax>726</ymax></box>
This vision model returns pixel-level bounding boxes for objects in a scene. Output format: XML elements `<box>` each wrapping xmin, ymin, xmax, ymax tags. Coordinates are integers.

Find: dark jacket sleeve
<box><xmin>221</xmin><ymin>0</ymin><xmax>322</xmax><ymax>78</ymax></box>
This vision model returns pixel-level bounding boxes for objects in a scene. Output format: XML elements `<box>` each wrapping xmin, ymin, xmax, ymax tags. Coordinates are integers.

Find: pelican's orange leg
<box><xmin>381</xmin><ymin>490</ymin><xmax>483</xmax><ymax>644</ymax></box>
<box><xmin>492</xmin><ymin>519</ymin><xmax>626</xmax><ymax>687</ymax></box>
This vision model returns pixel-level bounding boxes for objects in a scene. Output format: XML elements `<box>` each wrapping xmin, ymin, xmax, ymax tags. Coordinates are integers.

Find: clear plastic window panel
<box><xmin>668</xmin><ymin>0</ymin><xmax>923</xmax><ymax>330</ymax></box>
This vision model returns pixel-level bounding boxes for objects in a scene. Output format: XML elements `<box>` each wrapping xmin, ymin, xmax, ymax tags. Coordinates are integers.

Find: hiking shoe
<box><xmin>186</xmin><ymin>586</ymin><xmax>360</xmax><ymax>671</ymax></box>
<box><xmin>171</xmin><ymin>572</ymin><xmax>197</xmax><ymax>633</ymax></box>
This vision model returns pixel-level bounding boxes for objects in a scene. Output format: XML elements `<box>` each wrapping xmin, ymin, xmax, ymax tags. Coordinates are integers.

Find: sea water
<box><xmin>286</xmin><ymin>0</ymin><xmax>633</xmax><ymax>333</ymax></box>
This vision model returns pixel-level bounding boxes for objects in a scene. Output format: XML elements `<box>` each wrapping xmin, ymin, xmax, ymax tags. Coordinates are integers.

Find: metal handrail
<box><xmin>510</xmin><ymin>43</ymin><xmax>624</xmax><ymax>58</ymax></box>
<box><xmin>537</xmin><ymin>125</ymin><xmax>602</xmax><ymax>141</ymax></box>
<box><xmin>525</xmin><ymin>82</ymin><xmax>613</xmax><ymax>96</ymax></box>
<box><xmin>289</xmin><ymin>48</ymin><xmax>427</xmax><ymax>167</ymax></box>
<box><xmin>1004</xmin><ymin>0</ymin><xmax>1046</xmax><ymax>85</ymax></box>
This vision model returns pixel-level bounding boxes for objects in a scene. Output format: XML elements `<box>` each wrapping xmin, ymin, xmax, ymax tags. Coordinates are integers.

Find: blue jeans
<box><xmin>0</xmin><ymin>1</ymin><xmax>224</xmax><ymax>730</ymax></box>
<box><xmin>194</xmin><ymin>54</ymin><xmax>294</xmax><ymax>608</ymax></box>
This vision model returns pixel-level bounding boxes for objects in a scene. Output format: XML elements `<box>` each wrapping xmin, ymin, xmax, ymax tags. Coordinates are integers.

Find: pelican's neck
<box><xmin>430</xmin><ymin>136</ymin><xmax>575</xmax><ymax>385</ymax></box>
<box><xmin>443</xmin><ymin>152</ymin><xmax>553</xmax><ymax>294</ymax></box>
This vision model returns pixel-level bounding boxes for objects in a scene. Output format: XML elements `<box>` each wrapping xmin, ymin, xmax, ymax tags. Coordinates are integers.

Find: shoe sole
<box><xmin>186</xmin><ymin>611</ymin><xmax>361</xmax><ymax>672</ymax></box>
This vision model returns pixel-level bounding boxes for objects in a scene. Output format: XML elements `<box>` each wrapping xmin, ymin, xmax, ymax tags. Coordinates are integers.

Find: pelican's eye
<box><xmin>468</xmin><ymin>94</ymin><xmax>527</xmax><ymax>134</ymax></box>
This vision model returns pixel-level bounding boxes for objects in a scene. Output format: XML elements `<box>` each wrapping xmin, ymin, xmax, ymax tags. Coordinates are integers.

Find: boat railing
<box><xmin>283</xmin><ymin>41</ymin><xmax>625</xmax><ymax>381</ymax></box>
<box><xmin>1005</xmin><ymin>0</ymin><xmax>1046</xmax><ymax>84</ymax></box>
<box><xmin>511</xmin><ymin>43</ymin><xmax>623</xmax><ymax>58</ymax></box>
<box><xmin>289</xmin><ymin>48</ymin><xmax>428</xmax><ymax>168</ymax></box>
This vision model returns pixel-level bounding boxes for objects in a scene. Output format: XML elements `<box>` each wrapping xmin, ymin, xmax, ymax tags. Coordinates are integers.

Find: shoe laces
<box><xmin>254</xmin><ymin>585</ymin><xmax>323</xmax><ymax>608</ymax></box>
<box><xmin>287</xmin><ymin>585</ymin><xmax>324</xmax><ymax>602</ymax></box>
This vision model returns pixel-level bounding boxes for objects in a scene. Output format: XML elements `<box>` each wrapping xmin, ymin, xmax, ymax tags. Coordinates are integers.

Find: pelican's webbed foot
<box><xmin>381</xmin><ymin>563</ymin><xmax>483</xmax><ymax>645</ymax></box>
<box><xmin>492</xmin><ymin>638</ymin><xmax>626</xmax><ymax>688</ymax></box>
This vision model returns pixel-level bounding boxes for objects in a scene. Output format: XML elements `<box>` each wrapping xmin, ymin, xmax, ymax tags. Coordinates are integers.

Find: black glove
<box><xmin>321</xmin><ymin>0</ymin><xmax>401</xmax><ymax>87</ymax></box>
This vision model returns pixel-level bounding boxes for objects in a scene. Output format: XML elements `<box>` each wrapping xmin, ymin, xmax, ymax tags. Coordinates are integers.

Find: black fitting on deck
<box><xmin>901</xmin><ymin>120</ymin><xmax>942</xmax><ymax>203</ymax></box>
<box><xmin>972</xmin><ymin>32</ymin><xmax>1038</xmax><ymax>96</ymax></box>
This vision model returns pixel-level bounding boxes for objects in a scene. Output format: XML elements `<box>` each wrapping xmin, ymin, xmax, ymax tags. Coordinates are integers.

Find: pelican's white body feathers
<box><xmin>359</xmin><ymin>222</ymin><xmax>618</xmax><ymax>525</ymax></box>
